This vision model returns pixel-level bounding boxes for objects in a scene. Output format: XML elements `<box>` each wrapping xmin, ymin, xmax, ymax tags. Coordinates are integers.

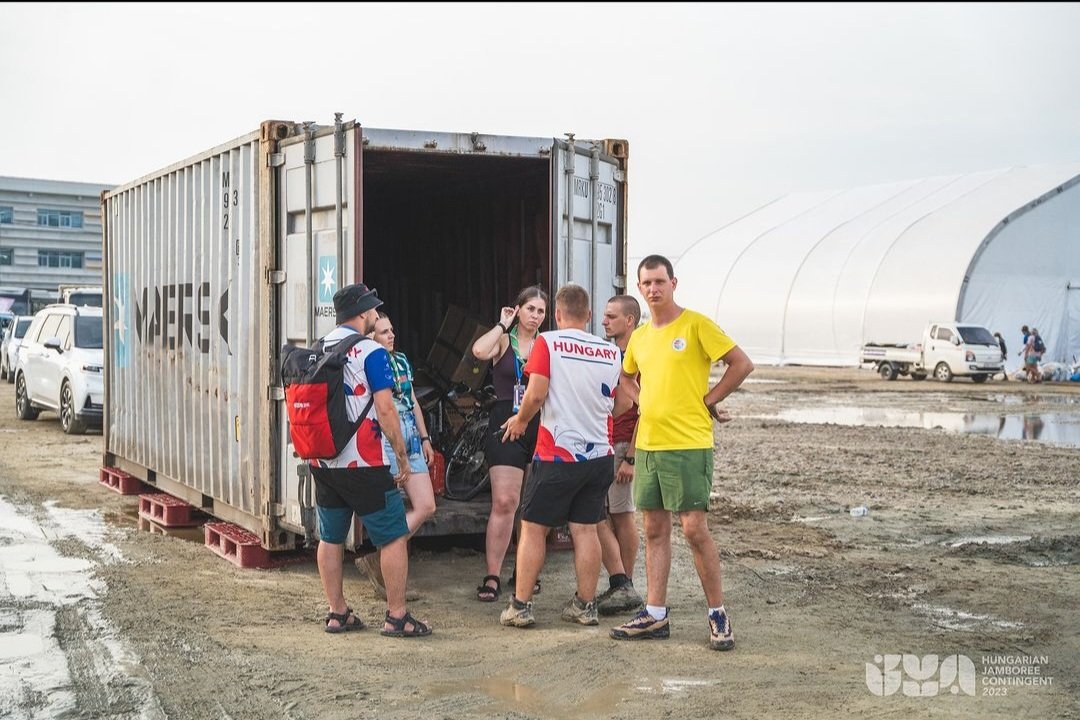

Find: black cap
<box><xmin>333</xmin><ymin>283</ymin><xmax>382</xmax><ymax>324</ymax></box>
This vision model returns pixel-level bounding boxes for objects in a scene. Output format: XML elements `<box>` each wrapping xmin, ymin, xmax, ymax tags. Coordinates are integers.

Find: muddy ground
<box><xmin>1</xmin><ymin>367</ymin><xmax>1077</xmax><ymax>719</ymax></box>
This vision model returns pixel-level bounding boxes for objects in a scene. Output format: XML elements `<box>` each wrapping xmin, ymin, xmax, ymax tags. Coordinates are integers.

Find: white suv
<box><xmin>14</xmin><ymin>304</ymin><xmax>104</xmax><ymax>434</ymax></box>
<box><xmin>1</xmin><ymin>315</ymin><xmax>33</xmax><ymax>383</ymax></box>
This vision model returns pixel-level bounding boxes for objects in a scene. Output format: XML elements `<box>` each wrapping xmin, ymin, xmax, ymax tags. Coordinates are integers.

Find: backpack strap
<box><xmin>321</xmin><ymin>332</ymin><xmax>377</xmax><ymax>435</ymax></box>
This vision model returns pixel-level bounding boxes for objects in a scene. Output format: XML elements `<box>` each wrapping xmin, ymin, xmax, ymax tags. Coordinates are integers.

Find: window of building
<box><xmin>38</xmin><ymin>250</ymin><xmax>84</xmax><ymax>269</ymax></box>
<box><xmin>0</xmin><ymin>248</ymin><xmax>11</xmax><ymax>266</ymax></box>
<box><xmin>0</xmin><ymin>207</ymin><xmax>12</xmax><ymax>224</ymax></box>
<box><xmin>37</xmin><ymin>209</ymin><xmax>84</xmax><ymax>229</ymax></box>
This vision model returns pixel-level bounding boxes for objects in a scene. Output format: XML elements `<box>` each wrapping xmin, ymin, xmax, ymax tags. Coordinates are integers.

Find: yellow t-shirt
<box><xmin>623</xmin><ymin>309</ymin><xmax>736</xmax><ymax>450</ymax></box>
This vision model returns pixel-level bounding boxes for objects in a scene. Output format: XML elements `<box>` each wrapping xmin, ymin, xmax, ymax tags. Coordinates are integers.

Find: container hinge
<box><xmin>269</xmin><ymin>386</ymin><xmax>285</xmax><ymax>401</ymax></box>
<box><xmin>266</xmin><ymin>502</ymin><xmax>285</xmax><ymax>517</ymax></box>
<box><xmin>267</xmin><ymin>152</ymin><xmax>285</xmax><ymax>168</ymax></box>
<box><xmin>267</xmin><ymin>269</ymin><xmax>286</xmax><ymax>285</ymax></box>
<box><xmin>613</xmin><ymin>169</ymin><xmax>626</xmax><ymax>183</ymax></box>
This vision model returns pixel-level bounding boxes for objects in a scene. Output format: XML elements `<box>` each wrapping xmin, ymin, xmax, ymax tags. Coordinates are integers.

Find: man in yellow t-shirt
<box><xmin>609</xmin><ymin>254</ymin><xmax>754</xmax><ymax>651</ymax></box>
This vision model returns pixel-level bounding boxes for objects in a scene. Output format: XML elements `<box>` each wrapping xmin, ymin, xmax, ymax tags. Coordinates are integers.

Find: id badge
<box><xmin>512</xmin><ymin>383</ymin><xmax>525</xmax><ymax>412</ymax></box>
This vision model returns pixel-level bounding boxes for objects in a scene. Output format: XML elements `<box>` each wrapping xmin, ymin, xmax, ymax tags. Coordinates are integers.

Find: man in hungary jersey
<box><xmin>610</xmin><ymin>254</ymin><xmax>754</xmax><ymax>651</ymax></box>
<box><xmin>498</xmin><ymin>283</ymin><xmax>629</xmax><ymax>629</ymax></box>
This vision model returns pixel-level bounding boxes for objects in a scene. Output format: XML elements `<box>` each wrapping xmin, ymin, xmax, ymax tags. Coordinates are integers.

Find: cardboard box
<box><xmin>426</xmin><ymin>305</ymin><xmax>492</xmax><ymax>391</ymax></box>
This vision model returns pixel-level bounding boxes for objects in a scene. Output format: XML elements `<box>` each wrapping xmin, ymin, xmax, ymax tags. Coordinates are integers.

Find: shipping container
<box><xmin>102</xmin><ymin>116</ymin><xmax>628</xmax><ymax>550</ymax></box>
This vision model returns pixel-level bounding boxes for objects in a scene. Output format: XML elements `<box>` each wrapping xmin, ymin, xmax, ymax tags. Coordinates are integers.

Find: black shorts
<box><xmin>485</xmin><ymin>399</ymin><xmax>540</xmax><ymax>470</ymax></box>
<box><xmin>521</xmin><ymin>456</ymin><xmax>614</xmax><ymax>527</ymax></box>
<box><xmin>312</xmin><ymin>466</ymin><xmax>396</xmax><ymax>515</ymax></box>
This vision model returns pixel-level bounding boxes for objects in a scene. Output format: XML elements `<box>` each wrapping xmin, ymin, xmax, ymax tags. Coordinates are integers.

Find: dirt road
<box><xmin>1</xmin><ymin>368</ymin><xmax>1077</xmax><ymax>719</ymax></box>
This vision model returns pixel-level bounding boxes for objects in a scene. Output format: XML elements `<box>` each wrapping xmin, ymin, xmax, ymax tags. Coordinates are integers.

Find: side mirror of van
<box><xmin>44</xmin><ymin>337</ymin><xmax>63</xmax><ymax>353</ymax></box>
<box><xmin>951</xmin><ymin>336</ymin><xmax>961</xmax><ymax>346</ymax></box>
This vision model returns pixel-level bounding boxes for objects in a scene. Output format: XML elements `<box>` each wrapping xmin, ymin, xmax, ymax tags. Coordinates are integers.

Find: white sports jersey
<box><xmin>524</xmin><ymin>328</ymin><xmax>621</xmax><ymax>462</ymax></box>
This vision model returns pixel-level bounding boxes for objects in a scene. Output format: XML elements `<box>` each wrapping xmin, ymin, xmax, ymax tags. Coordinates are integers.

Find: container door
<box><xmin>276</xmin><ymin>121</ymin><xmax>360</xmax><ymax>536</ymax></box>
<box><xmin>551</xmin><ymin>140</ymin><xmax>624</xmax><ymax>334</ymax></box>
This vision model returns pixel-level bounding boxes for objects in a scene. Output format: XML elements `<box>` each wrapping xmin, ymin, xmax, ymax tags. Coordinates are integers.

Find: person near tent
<box><xmin>993</xmin><ymin>332</ymin><xmax>1008</xmax><ymax>381</ymax></box>
<box><xmin>1023</xmin><ymin>330</ymin><xmax>1041</xmax><ymax>383</ymax></box>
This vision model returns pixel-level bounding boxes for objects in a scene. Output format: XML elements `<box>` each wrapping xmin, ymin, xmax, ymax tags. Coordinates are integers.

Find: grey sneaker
<box><xmin>709</xmin><ymin>609</ymin><xmax>735</xmax><ymax>651</ymax></box>
<box><xmin>500</xmin><ymin>597</ymin><xmax>535</xmax><ymax>628</ymax></box>
<box><xmin>597</xmin><ymin>583</ymin><xmax>644</xmax><ymax>616</ymax></box>
<box><xmin>609</xmin><ymin>608</ymin><xmax>670</xmax><ymax>640</ymax></box>
<box><xmin>561</xmin><ymin>595</ymin><xmax>599</xmax><ymax>626</ymax></box>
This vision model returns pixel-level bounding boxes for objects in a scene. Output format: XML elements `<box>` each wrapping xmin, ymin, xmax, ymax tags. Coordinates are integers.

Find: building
<box><xmin>0</xmin><ymin>175</ymin><xmax>112</xmax><ymax>299</ymax></box>
<box><xmin>672</xmin><ymin>163</ymin><xmax>1080</xmax><ymax>373</ymax></box>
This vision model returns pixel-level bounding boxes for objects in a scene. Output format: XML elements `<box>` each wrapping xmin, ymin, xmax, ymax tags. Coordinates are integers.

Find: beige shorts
<box><xmin>607</xmin><ymin>441</ymin><xmax>636</xmax><ymax>515</ymax></box>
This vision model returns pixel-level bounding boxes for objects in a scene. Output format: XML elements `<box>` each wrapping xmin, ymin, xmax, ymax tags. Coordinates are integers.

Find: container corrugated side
<box><xmin>103</xmin><ymin>128</ymin><xmax>282</xmax><ymax>542</ymax></box>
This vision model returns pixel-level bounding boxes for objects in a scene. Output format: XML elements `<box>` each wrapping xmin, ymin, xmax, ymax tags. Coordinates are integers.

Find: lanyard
<box><xmin>390</xmin><ymin>352</ymin><xmax>410</xmax><ymax>403</ymax></box>
<box><xmin>508</xmin><ymin>328</ymin><xmax>525</xmax><ymax>383</ymax></box>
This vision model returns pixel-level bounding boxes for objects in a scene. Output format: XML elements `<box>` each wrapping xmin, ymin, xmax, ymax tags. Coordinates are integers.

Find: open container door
<box><xmin>275</xmin><ymin>117</ymin><xmax>360</xmax><ymax>539</ymax></box>
<box><xmin>551</xmin><ymin>137</ymin><xmax>627</xmax><ymax>332</ymax></box>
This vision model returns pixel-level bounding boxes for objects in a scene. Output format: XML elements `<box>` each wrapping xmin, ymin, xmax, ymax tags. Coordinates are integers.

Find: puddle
<box><xmin>912</xmin><ymin>603</ymin><xmax>1023</xmax><ymax>631</ymax></box>
<box><xmin>764</xmin><ymin>407</ymin><xmax>1080</xmax><ymax>447</ymax></box>
<box><xmin>0</xmin><ymin>496</ymin><xmax>162</xmax><ymax>718</ymax></box>
<box><xmin>987</xmin><ymin>393</ymin><xmax>1080</xmax><ymax>406</ymax></box>
<box><xmin>946</xmin><ymin>534</ymin><xmax>1032</xmax><ymax>548</ymax></box>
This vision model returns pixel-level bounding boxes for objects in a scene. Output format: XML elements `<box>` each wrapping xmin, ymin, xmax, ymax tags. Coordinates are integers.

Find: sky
<box><xmin>2</xmin><ymin>2</ymin><xmax>1080</xmax><ymax>259</ymax></box>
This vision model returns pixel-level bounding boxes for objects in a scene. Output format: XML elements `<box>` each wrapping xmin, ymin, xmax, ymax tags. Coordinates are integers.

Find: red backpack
<box><xmin>281</xmin><ymin>334</ymin><xmax>375</xmax><ymax>460</ymax></box>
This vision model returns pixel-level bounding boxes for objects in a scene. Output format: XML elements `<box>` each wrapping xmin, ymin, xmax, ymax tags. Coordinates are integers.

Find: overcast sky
<box><xmin>3</xmin><ymin>2</ymin><xmax>1079</xmax><ymax>257</ymax></box>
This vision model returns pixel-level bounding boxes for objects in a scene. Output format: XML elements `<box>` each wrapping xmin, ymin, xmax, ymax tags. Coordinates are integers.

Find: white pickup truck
<box><xmin>861</xmin><ymin>322</ymin><xmax>1004</xmax><ymax>383</ymax></box>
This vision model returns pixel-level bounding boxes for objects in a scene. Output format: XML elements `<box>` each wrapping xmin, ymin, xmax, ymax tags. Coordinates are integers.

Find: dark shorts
<box><xmin>312</xmin><ymin>466</ymin><xmax>409</xmax><ymax>547</ymax></box>
<box><xmin>485</xmin><ymin>399</ymin><xmax>540</xmax><ymax>470</ymax></box>
<box><xmin>521</xmin><ymin>456</ymin><xmax>614</xmax><ymax>527</ymax></box>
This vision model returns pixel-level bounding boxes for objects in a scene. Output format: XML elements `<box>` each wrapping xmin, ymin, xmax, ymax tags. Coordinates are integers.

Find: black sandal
<box><xmin>476</xmin><ymin>574</ymin><xmax>501</xmax><ymax>602</ymax></box>
<box><xmin>380</xmin><ymin>610</ymin><xmax>432</xmax><ymax>637</ymax></box>
<box><xmin>324</xmin><ymin>607</ymin><xmax>365</xmax><ymax>634</ymax></box>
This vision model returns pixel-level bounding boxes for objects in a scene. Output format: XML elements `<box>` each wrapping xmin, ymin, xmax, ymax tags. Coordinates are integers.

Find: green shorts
<box><xmin>633</xmin><ymin>449</ymin><xmax>714</xmax><ymax>512</ymax></box>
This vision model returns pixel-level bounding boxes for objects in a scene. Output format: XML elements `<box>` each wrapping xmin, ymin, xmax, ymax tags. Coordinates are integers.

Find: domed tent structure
<box><xmin>673</xmin><ymin>164</ymin><xmax>1080</xmax><ymax>373</ymax></box>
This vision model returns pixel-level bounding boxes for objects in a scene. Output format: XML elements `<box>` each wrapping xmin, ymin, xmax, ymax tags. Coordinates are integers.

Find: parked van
<box><xmin>102</xmin><ymin>116</ymin><xmax>628</xmax><ymax>550</ymax></box>
<box><xmin>861</xmin><ymin>322</ymin><xmax>1004</xmax><ymax>382</ymax></box>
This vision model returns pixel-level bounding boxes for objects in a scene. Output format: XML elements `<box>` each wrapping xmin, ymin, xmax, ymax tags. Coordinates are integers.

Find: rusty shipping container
<box><xmin>102</xmin><ymin>117</ymin><xmax>629</xmax><ymax>549</ymax></box>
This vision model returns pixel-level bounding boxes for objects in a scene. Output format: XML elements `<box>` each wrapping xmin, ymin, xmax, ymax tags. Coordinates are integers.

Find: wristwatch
<box><xmin>420</xmin><ymin>436</ymin><xmax>431</xmax><ymax>444</ymax></box>
<box><xmin>623</xmin><ymin>456</ymin><xmax>635</xmax><ymax>466</ymax></box>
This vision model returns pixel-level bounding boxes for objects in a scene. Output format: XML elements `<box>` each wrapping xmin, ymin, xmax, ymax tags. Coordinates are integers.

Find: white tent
<box><xmin>672</xmin><ymin>164</ymin><xmax>1080</xmax><ymax>373</ymax></box>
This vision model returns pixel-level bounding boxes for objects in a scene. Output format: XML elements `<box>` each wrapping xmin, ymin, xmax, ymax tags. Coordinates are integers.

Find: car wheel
<box><xmin>971</xmin><ymin>374</ymin><xmax>988</xmax><ymax>383</ymax></box>
<box><xmin>60</xmin><ymin>381</ymin><xmax>88</xmax><ymax>435</ymax></box>
<box><xmin>878</xmin><ymin>362</ymin><xmax>898</xmax><ymax>381</ymax></box>
<box><xmin>15</xmin><ymin>374</ymin><xmax>40</xmax><ymax>420</ymax></box>
<box><xmin>0</xmin><ymin>357</ymin><xmax>6</xmax><ymax>381</ymax></box>
<box><xmin>910</xmin><ymin>372</ymin><xmax>927</xmax><ymax>381</ymax></box>
<box><xmin>934</xmin><ymin>362</ymin><xmax>954</xmax><ymax>383</ymax></box>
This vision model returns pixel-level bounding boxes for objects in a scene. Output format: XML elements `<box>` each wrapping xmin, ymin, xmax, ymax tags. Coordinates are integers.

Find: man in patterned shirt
<box><xmin>312</xmin><ymin>283</ymin><xmax>431</xmax><ymax>638</ymax></box>
<box><xmin>499</xmin><ymin>283</ymin><xmax>629</xmax><ymax>628</ymax></box>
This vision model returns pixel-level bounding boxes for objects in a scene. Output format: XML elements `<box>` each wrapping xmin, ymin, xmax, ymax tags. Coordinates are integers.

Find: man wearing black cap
<box><xmin>312</xmin><ymin>282</ymin><xmax>432</xmax><ymax>637</ymax></box>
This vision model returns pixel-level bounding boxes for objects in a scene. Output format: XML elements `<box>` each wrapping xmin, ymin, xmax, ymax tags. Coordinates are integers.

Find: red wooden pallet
<box><xmin>138</xmin><ymin>493</ymin><xmax>204</xmax><ymax>528</ymax></box>
<box><xmin>99</xmin><ymin>466</ymin><xmax>146</xmax><ymax>495</ymax></box>
<box><xmin>204</xmin><ymin>521</ymin><xmax>270</xmax><ymax>569</ymax></box>
<box><xmin>137</xmin><ymin>516</ymin><xmax>206</xmax><ymax>542</ymax></box>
